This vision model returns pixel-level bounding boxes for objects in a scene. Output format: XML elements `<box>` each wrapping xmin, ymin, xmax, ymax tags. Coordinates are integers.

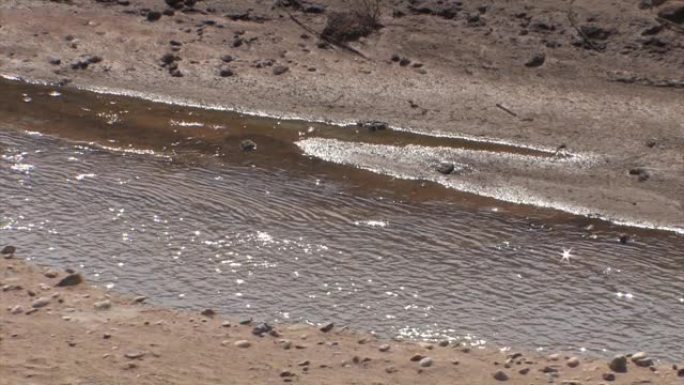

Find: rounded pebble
<box><xmin>493</xmin><ymin>370</ymin><xmax>509</xmax><ymax>381</ymax></box>
<box><xmin>419</xmin><ymin>357</ymin><xmax>433</xmax><ymax>367</ymax></box>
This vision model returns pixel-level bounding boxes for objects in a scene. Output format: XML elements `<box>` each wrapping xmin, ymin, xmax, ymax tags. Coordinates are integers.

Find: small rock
<box><xmin>548</xmin><ymin>353</ymin><xmax>560</xmax><ymax>361</ymax></box>
<box><xmin>31</xmin><ymin>297</ymin><xmax>50</xmax><ymax>308</ymax></box>
<box><xmin>48</xmin><ymin>58</ymin><xmax>62</xmax><ymax>65</ymax></box>
<box><xmin>618</xmin><ymin>234</ymin><xmax>630</xmax><ymax>244</ymax></box>
<box><xmin>221</xmin><ymin>55</ymin><xmax>234</xmax><ymax>63</ymax></box>
<box><xmin>631</xmin><ymin>352</ymin><xmax>653</xmax><ymax>367</ymax></box>
<box><xmin>319</xmin><ymin>322</ymin><xmax>334</xmax><ymax>332</ymax></box>
<box><xmin>56</xmin><ymin>273</ymin><xmax>83</xmax><ymax>287</ymax></box>
<box><xmin>200</xmin><ymin>308</ymin><xmax>216</xmax><ymax>317</ymax></box>
<box><xmin>642</xmin><ymin>25</ymin><xmax>663</xmax><ymax>36</ymax></box>
<box><xmin>281</xmin><ymin>340</ymin><xmax>292</xmax><ymax>349</ymax></box>
<box><xmin>580</xmin><ymin>25</ymin><xmax>612</xmax><ymax>40</ymax></box>
<box><xmin>436</xmin><ymin>163</ymin><xmax>455</xmax><ymax>175</ymax></box>
<box><xmin>273</xmin><ymin>65</ymin><xmax>289</xmax><ymax>75</ymax></box>
<box><xmin>567</xmin><ymin>357</ymin><xmax>580</xmax><ymax>368</ymax></box>
<box><xmin>44</xmin><ymin>270</ymin><xmax>59</xmax><ymax>278</ymax></box>
<box><xmin>160</xmin><ymin>53</ymin><xmax>177</xmax><ymax>66</ymax></box>
<box><xmin>124</xmin><ymin>352</ymin><xmax>145</xmax><ymax>359</ymax></box>
<box><xmin>410</xmin><ymin>353</ymin><xmax>424</xmax><ymax>362</ymax></box>
<box><xmin>628</xmin><ymin>167</ymin><xmax>650</xmax><ymax>182</ymax></box>
<box><xmin>437</xmin><ymin>340</ymin><xmax>449</xmax><ymax>347</ymax></box>
<box><xmin>94</xmin><ymin>300</ymin><xmax>111</xmax><ymax>311</ymax></box>
<box><xmin>385</xmin><ymin>365</ymin><xmax>398</xmax><ymax>373</ymax></box>
<box><xmin>298</xmin><ymin>360</ymin><xmax>310</xmax><ymax>366</ymax></box>
<box><xmin>493</xmin><ymin>370</ymin><xmax>509</xmax><ymax>381</ymax></box>
<box><xmin>10</xmin><ymin>305</ymin><xmax>24</xmax><ymax>314</ymax></box>
<box><xmin>103</xmin><ymin>333</ymin><xmax>111</xmax><ymax>339</ymax></box>
<box><xmin>602</xmin><ymin>372</ymin><xmax>616</xmax><ymax>381</ymax></box>
<box><xmin>677</xmin><ymin>368</ymin><xmax>684</xmax><ymax>377</ymax></box>
<box><xmin>540</xmin><ymin>366</ymin><xmax>558</xmax><ymax>373</ymax></box>
<box><xmin>608</xmin><ymin>355</ymin><xmax>627</xmax><ymax>373</ymax></box>
<box><xmin>525</xmin><ymin>53</ymin><xmax>546</xmax><ymax>67</ymax></box>
<box><xmin>378</xmin><ymin>344</ymin><xmax>390</xmax><ymax>352</ymax></box>
<box><xmin>169</xmin><ymin>40</ymin><xmax>182</xmax><ymax>46</ymax></box>
<box><xmin>235</xmin><ymin>340</ymin><xmax>251</xmax><ymax>348</ymax></box>
<box><xmin>399</xmin><ymin>57</ymin><xmax>411</xmax><ymax>66</ymax></box>
<box><xmin>132</xmin><ymin>296</ymin><xmax>147</xmax><ymax>304</ymax></box>
<box><xmin>239</xmin><ymin>318</ymin><xmax>252</xmax><ymax>325</ymax></box>
<box><xmin>252</xmin><ymin>322</ymin><xmax>272</xmax><ymax>336</ymax></box>
<box><xmin>519</xmin><ymin>367</ymin><xmax>530</xmax><ymax>375</ymax></box>
<box><xmin>1</xmin><ymin>245</ymin><xmax>16</xmax><ymax>257</ymax></box>
<box><xmin>87</xmin><ymin>56</ymin><xmax>103</xmax><ymax>64</ymax></box>
<box><xmin>390</xmin><ymin>54</ymin><xmax>400</xmax><ymax>62</ymax></box>
<box><xmin>147</xmin><ymin>11</ymin><xmax>162</xmax><ymax>21</ymax></box>
<box><xmin>658</xmin><ymin>5</ymin><xmax>684</xmax><ymax>25</ymax></box>
<box><xmin>280</xmin><ymin>370</ymin><xmax>295</xmax><ymax>378</ymax></box>
<box><xmin>240</xmin><ymin>140</ymin><xmax>257</xmax><ymax>152</ymax></box>
<box><xmin>419</xmin><ymin>357</ymin><xmax>433</xmax><ymax>367</ymax></box>
<box><xmin>219</xmin><ymin>67</ymin><xmax>234</xmax><ymax>77</ymax></box>
<box><xmin>221</xmin><ymin>321</ymin><xmax>231</xmax><ymax>327</ymax></box>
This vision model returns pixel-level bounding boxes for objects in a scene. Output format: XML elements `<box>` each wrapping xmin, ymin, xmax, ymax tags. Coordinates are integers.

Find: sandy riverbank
<box><xmin>2</xmin><ymin>255</ymin><xmax>683</xmax><ymax>384</ymax></box>
<box><xmin>0</xmin><ymin>0</ymin><xmax>683</xmax><ymax>232</ymax></box>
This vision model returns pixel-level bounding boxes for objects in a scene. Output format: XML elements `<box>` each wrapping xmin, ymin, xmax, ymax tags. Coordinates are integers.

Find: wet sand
<box><xmin>2</xmin><ymin>256</ymin><xmax>683</xmax><ymax>385</ymax></box>
<box><xmin>0</xmin><ymin>0</ymin><xmax>683</xmax><ymax>231</ymax></box>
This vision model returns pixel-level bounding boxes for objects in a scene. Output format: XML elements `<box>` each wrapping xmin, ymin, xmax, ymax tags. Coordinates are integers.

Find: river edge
<box><xmin>1</xmin><ymin>74</ymin><xmax>683</xmax><ymax>236</ymax></box>
<box><xmin>1</xmin><ymin>0</ymin><xmax>683</xmax><ymax>233</ymax></box>
<box><xmin>2</xmin><ymin>256</ymin><xmax>682</xmax><ymax>385</ymax></box>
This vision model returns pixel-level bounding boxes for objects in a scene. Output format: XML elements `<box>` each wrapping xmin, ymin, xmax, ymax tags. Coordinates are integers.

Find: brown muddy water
<box><xmin>1</xmin><ymin>78</ymin><xmax>683</xmax><ymax>360</ymax></box>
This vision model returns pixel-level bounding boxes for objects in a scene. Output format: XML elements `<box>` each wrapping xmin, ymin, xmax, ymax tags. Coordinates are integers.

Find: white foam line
<box><xmin>1</xmin><ymin>73</ymin><xmax>564</xmax><ymax>155</ymax></box>
<box><xmin>296</xmin><ymin>138</ymin><xmax>684</xmax><ymax>235</ymax></box>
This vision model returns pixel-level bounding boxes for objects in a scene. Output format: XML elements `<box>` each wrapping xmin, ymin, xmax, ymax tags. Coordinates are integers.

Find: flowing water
<box><xmin>1</xmin><ymin>78</ymin><xmax>683</xmax><ymax>360</ymax></box>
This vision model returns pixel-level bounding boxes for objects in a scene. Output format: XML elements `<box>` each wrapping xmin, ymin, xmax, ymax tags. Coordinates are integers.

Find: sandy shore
<box><xmin>2</xmin><ymin>255</ymin><xmax>683</xmax><ymax>385</ymax></box>
<box><xmin>0</xmin><ymin>0</ymin><xmax>683</xmax><ymax>232</ymax></box>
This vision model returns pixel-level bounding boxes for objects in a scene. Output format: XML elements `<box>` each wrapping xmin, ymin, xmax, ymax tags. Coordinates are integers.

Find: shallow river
<box><xmin>1</xmin><ymin>78</ymin><xmax>683</xmax><ymax>360</ymax></box>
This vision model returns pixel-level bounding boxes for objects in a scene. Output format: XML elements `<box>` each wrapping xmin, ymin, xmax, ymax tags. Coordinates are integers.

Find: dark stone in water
<box><xmin>357</xmin><ymin>120</ymin><xmax>388</xmax><ymax>131</ymax></box>
<box><xmin>240</xmin><ymin>139</ymin><xmax>257</xmax><ymax>152</ymax></box>
<box><xmin>436</xmin><ymin>163</ymin><xmax>455</xmax><ymax>175</ymax></box>
<box><xmin>201</xmin><ymin>308</ymin><xmax>216</xmax><ymax>317</ymax></box>
<box><xmin>618</xmin><ymin>234</ymin><xmax>630</xmax><ymax>244</ymax></box>
<box><xmin>56</xmin><ymin>273</ymin><xmax>83</xmax><ymax>287</ymax></box>
<box><xmin>252</xmin><ymin>322</ymin><xmax>273</xmax><ymax>336</ymax></box>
